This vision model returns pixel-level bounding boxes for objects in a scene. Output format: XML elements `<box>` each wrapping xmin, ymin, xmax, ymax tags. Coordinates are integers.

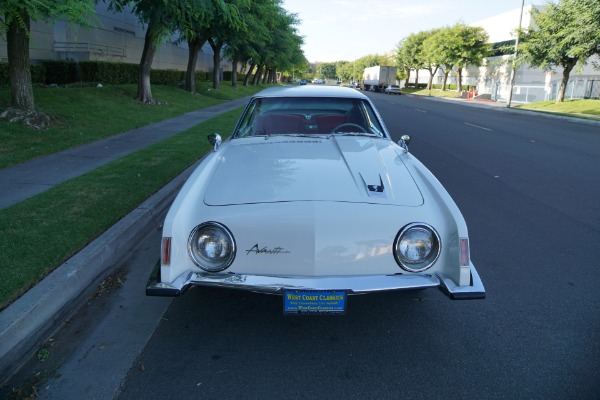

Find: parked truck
<box><xmin>362</xmin><ymin>66</ymin><xmax>397</xmax><ymax>92</ymax></box>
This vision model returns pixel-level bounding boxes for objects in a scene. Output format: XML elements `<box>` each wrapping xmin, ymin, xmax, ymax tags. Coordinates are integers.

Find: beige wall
<box><xmin>0</xmin><ymin>3</ymin><xmax>226</xmax><ymax>73</ymax></box>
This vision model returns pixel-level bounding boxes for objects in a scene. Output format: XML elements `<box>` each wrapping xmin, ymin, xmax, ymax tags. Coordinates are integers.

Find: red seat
<box><xmin>314</xmin><ymin>115</ymin><xmax>346</xmax><ymax>133</ymax></box>
<box><xmin>253</xmin><ymin>114</ymin><xmax>305</xmax><ymax>135</ymax></box>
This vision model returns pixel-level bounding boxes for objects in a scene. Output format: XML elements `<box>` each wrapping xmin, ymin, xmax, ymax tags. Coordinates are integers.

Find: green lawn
<box><xmin>404</xmin><ymin>87</ymin><xmax>600</xmax><ymax>120</ymax></box>
<box><xmin>0</xmin><ymin>83</ymin><xmax>265</xmax><ymax>169</ymax></box>
<box><xmin>515</xmin><ymin>99</ymin><xmax>600</xmax><ymax>119</ymax></box>
<box><xmin>402</xmin><ymin>87</ymin><xmax>464</xmax><ymax>98</ymax></box>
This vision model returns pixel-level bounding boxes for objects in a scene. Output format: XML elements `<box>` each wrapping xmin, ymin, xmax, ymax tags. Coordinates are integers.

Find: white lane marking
<box><xmin>464</xmin><ymin>122</ymin><xmax>492</xmax><ymax>131</ymax></box>
<box><xmin>415</xmin><ymin>109</ymin><xmax>426</xmax><ymax>113</ymax></box>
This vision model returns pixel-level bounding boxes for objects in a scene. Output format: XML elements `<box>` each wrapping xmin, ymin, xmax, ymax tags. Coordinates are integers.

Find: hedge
<box><xmin>0</xmin><ymin>60</ymin><xmax>244</xmax><ymax>86</ymax></box>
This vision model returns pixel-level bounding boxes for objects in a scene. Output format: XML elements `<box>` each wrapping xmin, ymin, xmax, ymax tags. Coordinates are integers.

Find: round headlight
<box><xmin>393</xmin><ymin>223</ymin><xmax>441</xmax><ymax>272</ymax></box>
<box><xmin>188</xmin><ymin>222</ymin><xmax>236</xmax><ymax>272</ymax></box>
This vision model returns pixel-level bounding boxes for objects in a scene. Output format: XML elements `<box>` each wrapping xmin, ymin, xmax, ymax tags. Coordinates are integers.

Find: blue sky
<box><xmin>282</xmin><ymin>0</ymin><xmax>539</xmax><ymax>62</ymax></box>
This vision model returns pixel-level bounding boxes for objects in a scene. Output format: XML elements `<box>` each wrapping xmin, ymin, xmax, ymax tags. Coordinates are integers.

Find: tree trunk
<box><xmin>556</xmin><ymin>60</ymin><xmax>576</xmax><ymax>103</ymax></box>
<box><xmin>185</xmin><ymin>36</ymin><xmax>206</xmax><ymax>93</ymax></box>
<box><xmin>426</xmin><ymin>66</ymin><xmax>439</xmax><ymax>91</ymax></box>
<box><xmin>137</xmin><ymin>19</ymin><xmax>160</xmax><ymax>104</ymax></box>
<box><xmin>231</xmin><ymin>56</ymin><xmax>240</xmax><ymax>87</ymax></box>
<box><xmin>7</xmin><ymin>11</ymin><xmax>35</xmax><ymax>111</ymax></box>
<box><xmin>265</xmin><ymin>68</ymin><xmax>272</xmax><ymax>84</ymax></box>
<box><xmin>244</xmin><ymin>62</ymin><xmax>255</xmax><ymax>86</ymax></box>
<box><xmin>414</xmin><ymin>69</ymin><xmax>419</xmax><ymax>87</ymax></box>
<box><xmin>442</xmin><ymin>71</ymin><xmax>450</xmax><ymax>91</ymax></box>
<box><xmin>252</xmin><ymin>64</ymin><xmax>263</xmax><ymax>85</ymax></box>
<box><xmin>209</xmin><ymin>39</ymin><xmax>223</xmax><ymax>90</ymax></box>
<box><xmin>262</xmin><ymin>66</ymin><xmax>269</xmax><ymax>84</ymax></box>
<box><xmin>456</xmin><ymin>67</ymin><xmax>463</xmax><ymax>92</ymax></box>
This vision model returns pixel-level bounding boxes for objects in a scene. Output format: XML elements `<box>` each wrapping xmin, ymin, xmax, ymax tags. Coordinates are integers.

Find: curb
<box><xmin>0</xmin><ymin>159</ymin><xmax>199</xmax><ymax>384</ymax></box>
<box><xmin>406</xmin><ymin>94</ymin><xmax>600</xmax><ymax>126</ymax></box>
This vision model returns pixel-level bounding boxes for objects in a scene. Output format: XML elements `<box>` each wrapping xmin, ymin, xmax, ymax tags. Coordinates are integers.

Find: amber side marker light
<box><xmin>459</xmin><ymin>238</ymin><xmax>470</xmax><ymax>266</ymax></box>
<box><xmin>161</xmin><ymin>237</ymin><xmax>172</xmax><ymax>265</ymax></box>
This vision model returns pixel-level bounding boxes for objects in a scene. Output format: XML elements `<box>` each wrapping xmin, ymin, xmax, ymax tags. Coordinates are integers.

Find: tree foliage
<box><xmin>519</xmin><ymin>0</ymin><xmax>600</xmax><ymax>102</ymax></box>
<box><xmin>395</xmin><ymin>23</ymin><xmax>489</xmax><ymax>91</ymax></box>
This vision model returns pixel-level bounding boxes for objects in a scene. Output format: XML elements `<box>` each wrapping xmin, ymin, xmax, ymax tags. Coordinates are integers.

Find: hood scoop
<box><xmin>361</xmin><ymin>173</ymin><xmax>386</xmax><ymax>198</ymax></box>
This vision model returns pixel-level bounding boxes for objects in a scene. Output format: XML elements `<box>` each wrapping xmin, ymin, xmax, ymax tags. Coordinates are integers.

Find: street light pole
<box><xmin>508</xmin><ymin>0</ymin><xmax>525</xmax><ymax>108</ymax></box>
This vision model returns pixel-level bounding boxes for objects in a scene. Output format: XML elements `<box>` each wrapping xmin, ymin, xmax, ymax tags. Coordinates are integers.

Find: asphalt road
<box><xmin>4</xmin><ymin>94</ymin><xmax>599</xmax><ymax>400</ymax></box>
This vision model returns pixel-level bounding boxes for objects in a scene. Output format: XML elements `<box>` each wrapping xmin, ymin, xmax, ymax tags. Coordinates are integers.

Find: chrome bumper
<box><xmin>146</xmin><ymin>261</ymin><xmax>485</xmax><ymax>300</ymax></box>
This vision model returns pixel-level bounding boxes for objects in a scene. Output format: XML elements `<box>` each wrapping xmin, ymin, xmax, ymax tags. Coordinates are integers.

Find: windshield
<box><xmin>233</xmin><ymin>97</ymin><xmax>386</xmax><ymax>138</ymax></box>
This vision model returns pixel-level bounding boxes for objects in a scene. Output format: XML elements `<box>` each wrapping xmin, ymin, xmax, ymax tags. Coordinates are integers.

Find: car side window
<box><xmin>234</xmin><ymin>100</ymin><xmax>261</xmax><ymax>137</ymax></box>
<box><xmin>359</xmin><ymin>101</ymin><xmax>385</xmax><ymax>136</ymax></box>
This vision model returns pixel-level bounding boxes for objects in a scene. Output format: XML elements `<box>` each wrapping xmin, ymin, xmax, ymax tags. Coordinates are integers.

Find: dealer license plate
<box><xmin>283</xmin><ymin>290</ymin><xmax>346</xmax><ymax>315</ymax></box>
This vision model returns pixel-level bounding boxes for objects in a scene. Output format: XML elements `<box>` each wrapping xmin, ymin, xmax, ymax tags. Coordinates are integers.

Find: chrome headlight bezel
<box><xmin>393</xmin><ymin>223</ymin><xmax>441</xmax><ymax>272</ymax></box>
<box><xmin>188</xmin><ymin>222</ymin><xmax>236</xmax><ymax>272</ymax></box>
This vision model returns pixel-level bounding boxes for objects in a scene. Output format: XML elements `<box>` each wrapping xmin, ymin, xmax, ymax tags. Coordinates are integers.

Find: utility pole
<box><xmin>508</xmin><ymin>0</ymin><xmax>525</xmax><ymax>108</ymax></box>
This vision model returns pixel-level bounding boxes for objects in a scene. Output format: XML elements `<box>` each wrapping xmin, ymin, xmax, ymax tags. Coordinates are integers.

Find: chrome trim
<box><xmin>393</xmin><ymin>223</ymin><xmax>441</xmax><ymax>272</ymax></box>
<box><xmin>187</xmin><ymin>222</ymin><xmax>236</xmax><ymax>272</ymax></box>
<box><xmin>146</xmin><ymin>264</ymin><xmax>486</xmax><ymax>300</ymax></box>
<box><xmin>208</xmin><ymin>133</ymin><xmax>222</xmax><ymax>151</ymax></box>
<box><xmin>437</xmin><ymin>263</ymin><xmax>486</xmax><ymax>300</ymax></box>
<box><xmin>147</xmin><ymin>271</ymin><xmax>440</xmax><ymax>295</ymax></box>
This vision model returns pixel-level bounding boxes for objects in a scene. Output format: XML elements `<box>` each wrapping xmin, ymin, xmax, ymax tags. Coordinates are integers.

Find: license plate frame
<box><xmin>283</xmin><ymin>290</ymin><xmax>347</xmax><ymax>315</ymax></box>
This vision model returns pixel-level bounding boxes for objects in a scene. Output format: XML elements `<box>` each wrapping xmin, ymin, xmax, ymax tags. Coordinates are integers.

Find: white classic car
<box><xmin>146</xmin><ymin>86</ymin><xmax>485</xmax><ymax>313</ymax></box>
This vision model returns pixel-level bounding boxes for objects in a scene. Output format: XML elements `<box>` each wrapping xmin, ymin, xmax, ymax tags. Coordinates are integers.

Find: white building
<box><xmin>0</xmin><ymin>4</ymin><xmax>226</xmax><ymax>75</ymax></box>
<box><xmin>408</xmin><ymin>5</ymin><xmax>600</xmax><ymax>103</ymax></box>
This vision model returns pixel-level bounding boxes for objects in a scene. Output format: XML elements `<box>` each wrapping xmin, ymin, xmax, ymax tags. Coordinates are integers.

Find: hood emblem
<box><xmin>246</xmin><ymin>244</ymin><xmax>291</xmax><ymax>255</ymax></box>
<box><xmin>360</xmin><ymin>174</ymin><xmax>386</xmax><ymax>198</ymax></box>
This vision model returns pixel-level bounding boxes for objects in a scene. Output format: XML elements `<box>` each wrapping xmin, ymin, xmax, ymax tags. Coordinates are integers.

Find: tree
<box><xmin>179</xmin><ymin>0</ymin><xmax>219</xmax><ymax>93</ymax></box>
<box><xmin>433</xmin><ymin>26</ymin><xmax>460</xmax><ymax>91</ymax></box>
<box><xmin>109</xmin><ymin>0</ymin><xmax>200</xmax><ymax>103</ymax></box>
<box><xmin>395</xmin><ymin>32</ymin><xmax>428</xmax><ymax>87</ymax></box>
<box><xmin>0</xmin><ymin>0</ymin><xmax>94</xmax><ymax>126</ymax></box>
<box><xmin>449</xmin><ymin>24</ymin><xmax>490</xmax><ymax>92</ymax></box>
<box><xmin>203</xmin><ymin>0</ymin><xmax>246</xmax><ymax>90</ymax></box>
<box><xmin>519</xmin><ymin>0</ymin><xmax>600</xmax><ymax>103</ymax></box>
<box><xmin>420</xmin><ymin>29</ymin><xmax>443</xmax><ymax>90</ymax></box>
<box><xmin>223</xmin><ymin>0</ymin><xmax>273</xmax><ymax>87</ymax></box>
<box><xmin>318</xmin><ymin>62</ymin><xmax>336</xmax><ymax>79</ymax></box>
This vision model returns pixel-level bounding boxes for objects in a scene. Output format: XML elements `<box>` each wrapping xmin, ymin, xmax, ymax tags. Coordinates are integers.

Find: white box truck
<box><xmin>362</xmin><ymin>66</ymin><xmax>397</xmax><ymax>92</ymax></box>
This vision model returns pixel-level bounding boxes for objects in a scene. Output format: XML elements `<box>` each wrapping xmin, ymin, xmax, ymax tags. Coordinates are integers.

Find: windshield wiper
<box><xmin>333</xmin><ymin>132</ymin><xmax>379</xmax><ymax>137</ymax></box>
<box><xmin>265</xmin><ymin>133</ymin><xmax>329</xmax><ymax>139</ymax></box>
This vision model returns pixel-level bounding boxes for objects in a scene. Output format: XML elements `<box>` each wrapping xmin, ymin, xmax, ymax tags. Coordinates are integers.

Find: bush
<box><xmin>0</xmin><ymin>61</ymin><xmax>233</xmax><ymax>87</ymax></box>
<box><xmin>0</xmin><ymin>63</ymin><xmax>8</xmax><ymax>85</ymax></box>
<box><xmin>151</xmin><ymin>69</ymin><xmax>185</xmax><ymax>85</ymax></box>
<box><xmin>80</xmin><ymin>61</ymin><xmax>138</xmax><ymax>84</ymax></box>
<box><xmin>0</xmin><ymin>63</ymin><xmax>47</xmax><ymax>85</ymax></box>
<box><xmin>43</xmin><ymin>61</ymin><xmax>79</xmax><ymax>85</ymax></box>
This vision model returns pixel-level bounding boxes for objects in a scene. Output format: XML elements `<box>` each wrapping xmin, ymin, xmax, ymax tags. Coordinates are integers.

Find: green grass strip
<box><xmin>0</xmin><ymin>83</ymin><xmax>266</xmax><ymax>168</ymax></box>
<box><xmin>0</xmin><ymin>108</ymin><xmax>242</xmax><ymax>309</ymax></box>
<box><xmin>515</xmin><ymin>99</ymin><xmax>600</xmax><ymax>119</ymax></box>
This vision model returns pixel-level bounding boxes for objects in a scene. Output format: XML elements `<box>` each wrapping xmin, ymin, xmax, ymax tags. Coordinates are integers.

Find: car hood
<box><xmin>204</xmin><ymin>136</ymin><xmax>423</xmax><ymax>206</ymax></box>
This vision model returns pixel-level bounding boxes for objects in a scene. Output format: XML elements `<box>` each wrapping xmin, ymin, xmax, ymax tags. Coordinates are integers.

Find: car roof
<box><xmin>253</xmin><ymin>85</ymin><xmax>369</xmax><ymax>100</ymax></box>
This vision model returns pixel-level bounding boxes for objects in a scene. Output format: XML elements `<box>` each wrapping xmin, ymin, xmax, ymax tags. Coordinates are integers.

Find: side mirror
<box><xmin>208</xmin><ymin>133</ymin><xmax>222</xmax><ymax>151</ymax></box>
<box><xmin>398</xmin><ymin>134</ymin><xmax>411</xmax><ymax>151</ymax></box>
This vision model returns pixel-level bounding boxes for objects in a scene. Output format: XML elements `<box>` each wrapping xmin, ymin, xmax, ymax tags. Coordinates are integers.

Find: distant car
<box><xmin>312</xmin><ymin>78</ymin><xmax>324</xmax><ymax>84</ymax></box>
<box><xmin>384</xmin><ymin>84</ymin><xmax>402</xmax><ymax>95</ymax></box>
<box><xmin>299</xmin><ymin>80</ymin><xmax>307</xmax><ymax>85</ymax></box>
<box><xmin>146</xmin><ymin>86</ymin><xmax>485</xmax><ymax>313</ymax></box>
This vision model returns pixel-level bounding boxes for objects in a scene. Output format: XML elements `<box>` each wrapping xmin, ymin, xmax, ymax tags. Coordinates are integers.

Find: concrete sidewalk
<box><xmin>0</xmin><ymin>96</ymin><xmax>251</xmax><ymax>211</ymax></box>
<box><xmin>0</xmin><ymin>96</ymin><xmax>250</xmax><ymax>383</ymax></box>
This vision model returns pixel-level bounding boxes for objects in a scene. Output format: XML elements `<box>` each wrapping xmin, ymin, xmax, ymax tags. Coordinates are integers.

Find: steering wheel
<box><xmin>331</xmin><ymin>122</ymin><xmax>366</xmax><ymax>133</ymax></box>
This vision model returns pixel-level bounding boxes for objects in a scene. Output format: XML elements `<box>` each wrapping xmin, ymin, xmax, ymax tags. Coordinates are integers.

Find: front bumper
<box><xmin>146</xmin><ymin>262</ymin><xmax>485</xmax><ymax>300</ymax></box>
